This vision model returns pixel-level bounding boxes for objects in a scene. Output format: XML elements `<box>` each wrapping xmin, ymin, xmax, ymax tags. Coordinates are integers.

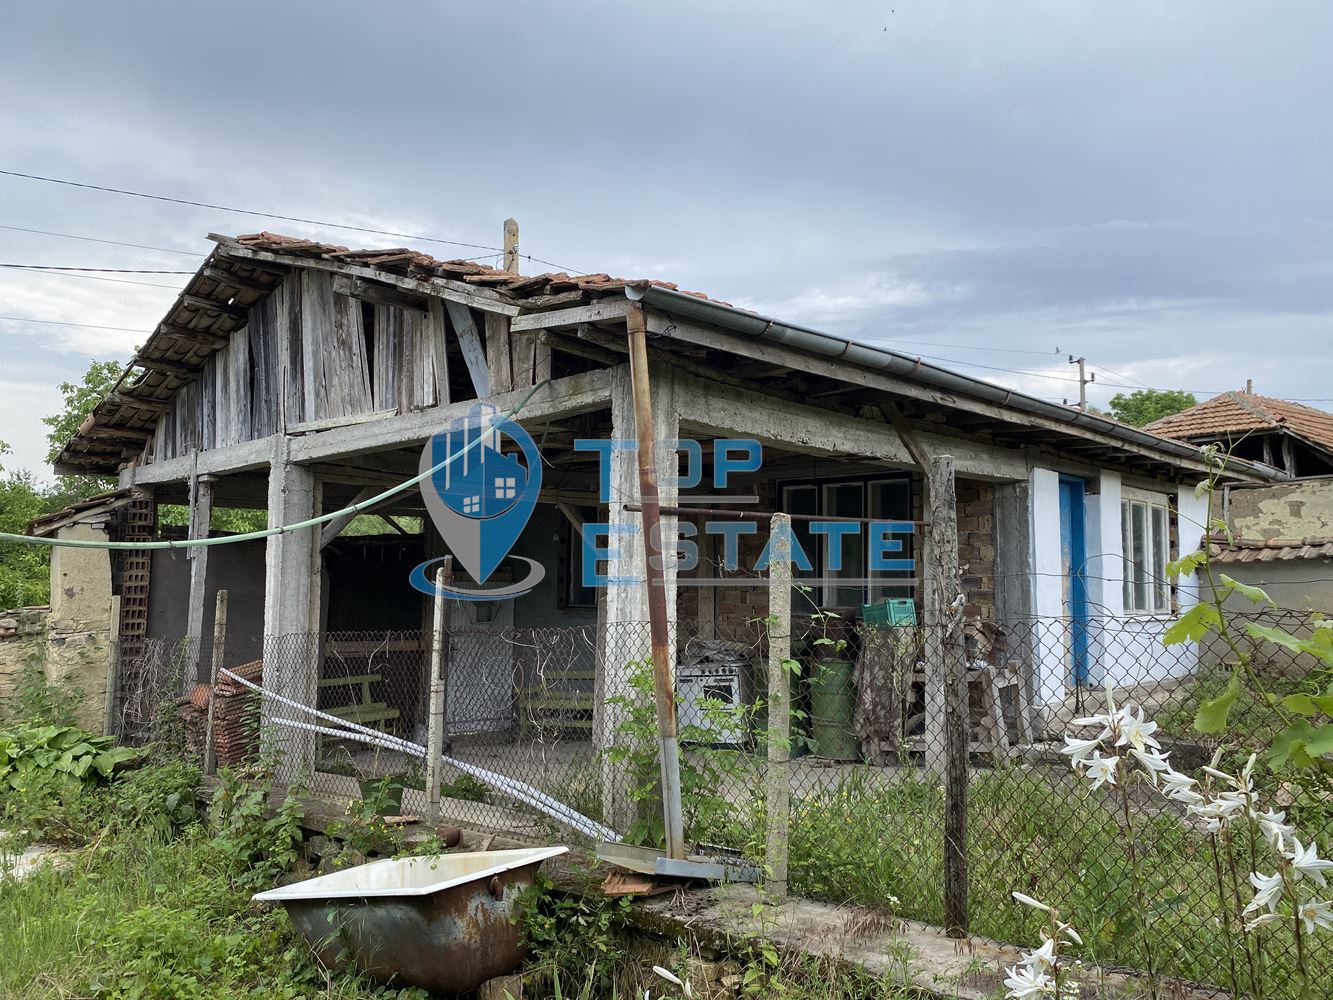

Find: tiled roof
<box><xmin>1208</xmin><ymin>534</ymin><xmax>1333</xmax><ymax>563</ymax></box>
<box><xmin>1145</xmin><ymin>392</ymin><xmax>1333</xmax><ymax>452</ymax></box>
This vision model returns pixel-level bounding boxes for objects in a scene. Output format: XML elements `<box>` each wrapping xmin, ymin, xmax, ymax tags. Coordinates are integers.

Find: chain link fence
<box><xmin>114</xmin><ymin>608</ymin><xmax>1332</xmax><ymax>997</ymax></box>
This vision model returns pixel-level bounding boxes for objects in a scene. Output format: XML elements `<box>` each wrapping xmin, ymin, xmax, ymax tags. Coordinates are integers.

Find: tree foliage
<box><xmin>0</xmin><ymin>359</ymin><xmax>126</xmax><ymax>609</ymax></box>
<box><xmin>1107</xmin><ymin>388</ymin><xmax>1196</xmax><ymax>427</ymax></box>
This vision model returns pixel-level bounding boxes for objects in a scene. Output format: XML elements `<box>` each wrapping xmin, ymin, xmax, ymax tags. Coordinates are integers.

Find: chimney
<box><xmin>1245</xmin><ymin>378</ymin><xmax>1254</xmax><ymax>394</ymax></box>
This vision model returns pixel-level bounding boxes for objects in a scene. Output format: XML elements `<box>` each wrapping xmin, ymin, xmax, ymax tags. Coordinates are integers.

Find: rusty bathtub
<box><xmin>253</xmin><ymin>846</ymin><xmax>568</xmax><ymax>993</ymax></box>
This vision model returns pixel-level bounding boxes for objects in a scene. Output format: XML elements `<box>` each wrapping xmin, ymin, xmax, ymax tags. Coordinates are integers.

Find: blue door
<box><xmin>1058</xmin><ymin>476</ymin><xmax>1091</xmax><ymax>686</ymax></box>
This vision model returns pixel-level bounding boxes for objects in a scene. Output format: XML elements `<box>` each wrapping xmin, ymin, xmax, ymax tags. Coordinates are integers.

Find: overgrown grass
<box><xmin>701</xmin><ymin>765</ymin><xmax>1332</xmax><ymax>994</ymax></box>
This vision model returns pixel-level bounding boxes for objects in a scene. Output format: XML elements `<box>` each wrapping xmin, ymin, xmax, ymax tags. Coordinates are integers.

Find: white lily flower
<box><xmin>1130</xmin><ymin>748</ymin><xmax>1172</xmax><ymax>785</ymax></box>
<box><xmin>1003</xmin><ymin>964</ymin><xmax>1053</xmax><ymax>999</ymax></box>
<box><xmin>1245</xmin><ymin>871</ymin><xmax>1284</xmax><ymax>914</ymax></box>
<box><xmin>1060</xmin><ymin>923</ymin><xmax>1083</xmax><ymax>945</ymax></box>
<box><xmin>652</xmin><ymin>966</ymin><xmax>683</xmax><ymax>988</ymax></box>
<box><xmin>1083</xmin><ymin>752</ymin><xmax>1118</xmax><ymax>790</ymax></box>
<box><xmin>1286</xmin><ymin>840</ymin><xmax>1333</xmax><ymax>887</ymax></box>
<box><xmin>1160</xmin><ymin>768</ymin><xmax>1204</xmax><ymax>805</ymax></box>
<box><xmin>1298</xmin><ymin>899</ymin><xmax>1333</xmax><ymax>934</ymax></box>
<box><xmin>1190</xmin><ymin>796</ymin><xmax>1246</xmax><ymax>833</ymax></box>
<box><xmin>1113</xmin><ymin>707</ymin><xmax>1160</xmax><ymax>752</ymax></box>
<box><xmin>1256</xmin><ymin>809</ymin><xmax>1295</xmax><ymax>851</ymax></box>
<box><xmin>1060</xmin><ymin>736</ymin><xmax>1102</xmax><ymax>767</ymax></box>
<box><xmin>1020</xmin><ymin>936</ymin><xmax>1058</xmax><ymax>975</ymax></box>
<box><xmin>1245</xmin><ymin>911</ymin><xmax>1285</xmax><ymax>931</ymax></box>
<box><xmin>1011</xmin><ymin>891</ymin><xmax>1052</xmax><ymax>912</ymax></box>
<box><xmin>1071</xmin><ymin>715</ymin><xmax>1114</xmax><ymax>742</ymax></box>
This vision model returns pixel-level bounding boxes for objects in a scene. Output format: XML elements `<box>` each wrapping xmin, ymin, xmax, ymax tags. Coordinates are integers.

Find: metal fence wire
<box><xmin>114</xmin><ymin>609</ymin><xmax>1333</xmax><ymax>997</ymax></box>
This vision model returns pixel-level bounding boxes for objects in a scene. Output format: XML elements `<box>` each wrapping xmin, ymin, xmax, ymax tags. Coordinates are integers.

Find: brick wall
<box><xmin>956</xmin><ymin>479</ymin><xmax>997</xmax><ymax>620</ymax></box>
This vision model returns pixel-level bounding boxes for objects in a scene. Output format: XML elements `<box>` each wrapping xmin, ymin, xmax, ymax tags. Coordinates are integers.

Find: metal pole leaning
<box><xmin>765</xmin><ymin>513</ymin><xmax>793</xmax><ymax>903</ymax></box>
<box><xmin>625</xmin><ymin>299</ymin><xmax>686</xmax><ymax>862</ymax></box>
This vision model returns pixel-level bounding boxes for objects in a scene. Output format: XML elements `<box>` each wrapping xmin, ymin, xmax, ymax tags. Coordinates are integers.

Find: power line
<box><xmin>0</xmin><ymin>168</ymin><xmax>587</xmax><ymax>273</ymax></box>
<box><xmin>0</xmin><ymin>315</ymin><xmax>150</xmax><ymax>335</ymax></box>
<box><xmin>0</xmin><ymin>263</ymin><xmax>195</xmax><ymax>274</ymax></box>
<box><xmin>0</xmin><ymin>267</ymin><xmax>181</xmax><ymax>289</ymax></box>
<box><xmin>0</xmin><ymin>223</ymin><xmax>204</xmax><ymax>257</ymax></box>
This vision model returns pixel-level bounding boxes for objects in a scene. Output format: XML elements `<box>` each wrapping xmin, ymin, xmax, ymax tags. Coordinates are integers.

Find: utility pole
<box><xmin>1068</xmin><ymin>355</ymin><xmax>1095</xmax><ymax>410</ymax></box>
<box><xmin>503</xmin><ymin>218</ymin><xmax>520</xmax><ymax>275</ymax></box>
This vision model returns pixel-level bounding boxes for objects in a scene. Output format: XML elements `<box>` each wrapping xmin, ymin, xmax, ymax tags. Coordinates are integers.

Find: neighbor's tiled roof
<box><xmin>1208</xmin><ymin>534</ymin><xmax>1333</xmax><ymax>563</ymax></box>
<box><xmin>1145</xmin><ymin>392</ymin><xmax>1333</xmax><ymax>452</ymax></box>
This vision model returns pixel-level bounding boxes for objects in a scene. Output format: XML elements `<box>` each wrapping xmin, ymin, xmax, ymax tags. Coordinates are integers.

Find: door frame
<box><xmin>1058</xmin><ymin>475</ymin><xmax>1092</xmax><ymax>687</ymax></box>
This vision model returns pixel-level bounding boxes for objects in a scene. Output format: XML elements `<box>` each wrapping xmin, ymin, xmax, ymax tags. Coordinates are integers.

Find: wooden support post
<box><xmin>926</xmin><ymin>454</ymin><xmax>969</xmax><ymax>937</ymax></box>
<box><xmin>184</xmin><ymin>470</ymin><xmax>215</xmax><ymax>694</ymax></box>
<box><xmin>503</xmin><ymin>218</ymin><xmax>520</xmax><ymax>275</ymax></box>
<box><xmin>203</xmin><ymin>589</ymin><xmax>229</xmax><ymax>776</ymax></box>
<box><xmin>764</xmin><ymin>513</ymin><xmax>793</xmax><ymax>904</ymax></box>
<box><xmin>425</xmin><ymin>559</ymin><xmax>453</xmax><ymax>826</ymax></box>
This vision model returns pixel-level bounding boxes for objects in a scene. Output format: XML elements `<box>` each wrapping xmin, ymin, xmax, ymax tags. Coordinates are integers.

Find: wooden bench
<box><xmin>517</xmin><ymin>668</ymin><xmax>596</xmax><ymax>737</ymax></box>
<box><xmin>319</xmin><ymin>673</ymin><xmax>401</xmax><ymax>730</ymax></box>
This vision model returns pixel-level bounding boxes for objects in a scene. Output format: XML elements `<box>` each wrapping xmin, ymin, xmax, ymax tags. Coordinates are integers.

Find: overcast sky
<box><xmin>2</xmin><ymin>2</ymin><xmax>1330</xmax><ymax>478</ymax></box>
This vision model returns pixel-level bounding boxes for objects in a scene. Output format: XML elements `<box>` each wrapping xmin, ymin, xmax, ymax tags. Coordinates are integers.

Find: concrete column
<box><xmin>1028</xmin><ymin>467</ymin><xmax>1066</xmax><ymax>711</ymax></box>
<box><xmin>262</xmin><ymin>436</ymin><xmax>320</xmax><ymax>779</ymax></box>
<box><xmin>596</xmin><ymin>362</ymin><xmax>679</xmax><ymax>834</ymax></box>
<box><xmin>1084</xmin><ymin>471</ymin><xmax>1123</xmax><ymax>686</ymax></box>
<box><xmin>184</xmin><ymin>474</ymin><xmax>215</xmax><ymax>691</ymax></box>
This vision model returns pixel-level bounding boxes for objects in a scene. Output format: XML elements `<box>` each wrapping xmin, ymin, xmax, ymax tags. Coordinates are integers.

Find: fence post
<box><xmin>202</xmin><ymin>589</ymin><xmax>228</xmax><ymax>776</ymax></box>
<box><xmin>425</xmin><ymin>559</ymin><xmax>453</xmax><ymax>826</ymax></box>
<box><xmin>927</xmin><ymin>455</ymin><xmax>969</xmax><ymax>936</ymax></box>
<box><xmin>765</xmin><ymin>513</ymin><xmax>793</xmax><ymax>904</ymax></box>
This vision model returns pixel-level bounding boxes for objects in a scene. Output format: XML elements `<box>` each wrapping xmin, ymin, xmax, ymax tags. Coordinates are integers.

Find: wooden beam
<box><xmin>84</xmin><ymin>426</ymin><xmax>154</xmax><ymax>443</ymax></box>
<box><xmin>108</xmin><ymin>393</ymin><xmax>173</xmax><ymax>414</ymax></box>
<box><xmin>180</xmin><ymin>294</ymin><xmax>248</xmax><ymax>320</ymax></box>
<box><xmin>444</xmin><ymin>301</ymin><xmax>491</xmax><ymax>397</ymax></box>
<box><xmin>486</xmin><ymin>311</ymin><xmax>513</xmax><ymax>394</ymax></box>
<box><xmin>201</xmin><ymin>266</ymin><xmax>276</xmax><ymax>295</ymax></box>
<box><xmin>320</xmin><ymin>486</ymin><xmax>382</xmax><ymax>549</ymax></box>
<box><xmin>214</xmin><ymin>238</ymin><xmax>521</xmax><ymax>316</ymax></box>
<box><xmin>538</xmin><ymin>330</ymin><xmax>621</xmax><ymax>366</ymax></box>
<box><xmin>158</xmin><ymin>323</ymin><xmax>230</xmax><ymax>349</ymax></box>
<box><xmin>332</xmin><ymin>274</ymin><xmax>429</xmax><ymax>313</ymax></box>
<box><xmin>511</xmin><ymin>299</ymin><xmax>628</xmax><ymax>332</ymax></box>
<box><xmin>132</xmin><ymin>357</ymin><xmax>202</xmax><ymax>378</ymax></box>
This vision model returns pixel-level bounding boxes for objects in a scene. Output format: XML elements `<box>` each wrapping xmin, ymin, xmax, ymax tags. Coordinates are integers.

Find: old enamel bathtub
<box><xmin>253</xmin><ymin>846</ymin><xmax>567</xmax><ymax>993</ymax></box>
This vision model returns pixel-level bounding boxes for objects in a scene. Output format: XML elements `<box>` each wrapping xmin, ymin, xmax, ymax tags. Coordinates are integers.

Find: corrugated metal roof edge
<box><xmin>629</xmin><ymin>284</ymin><xmax>1284</xmax><ymax>483</ymax></box>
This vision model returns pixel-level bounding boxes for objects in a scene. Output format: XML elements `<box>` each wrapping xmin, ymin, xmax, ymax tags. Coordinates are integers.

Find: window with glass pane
<box><xmin>869</xmin><ymin>478</ymin><xmax>913</xmax><ymax>601</ymax></box>
<box><xmin>823</xmin><ymin>482</ymin><xmax>865</xmax><ymax>608</ymax></box>
<box><xmin>1121</xmin><ymin>496</ymin><xmax>1171</xmax><ymax>615</ymax></box>
<box><xmin>782</xmin><ymin>485</ymin><xmax>819</xmax><ymax>611</ymax></box>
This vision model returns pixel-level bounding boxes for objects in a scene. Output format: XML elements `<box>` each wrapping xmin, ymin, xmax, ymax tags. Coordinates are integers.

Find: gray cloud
<box><xmin>1</xmin><ymin>1</ymin><xmax>1330</xmax><ymax>472</ymax></box>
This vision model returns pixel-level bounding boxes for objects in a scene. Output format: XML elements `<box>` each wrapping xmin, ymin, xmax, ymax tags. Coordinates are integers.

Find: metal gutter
<box><xmin>626</xmin><ymin>284</ymin><xmax>1285</xmax><ymax>482</ymax></box>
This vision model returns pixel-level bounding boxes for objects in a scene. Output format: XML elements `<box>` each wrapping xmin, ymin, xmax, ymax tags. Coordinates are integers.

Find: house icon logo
<box><xmin>410</xmin><ymin>403</ymin><xmax>545</xmax><ymax>601</ymax></box>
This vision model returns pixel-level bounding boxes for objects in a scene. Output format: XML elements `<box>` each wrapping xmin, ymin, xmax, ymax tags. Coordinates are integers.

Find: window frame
<box><xmin>778</xmin><ymin>472</ymin><xmax>914</xmax><ymax>611</ymax></box>
<box><xmin>1120</xmin><ymin>486</ymin><xmax>1173</xmax><ymax>617</ymax></box>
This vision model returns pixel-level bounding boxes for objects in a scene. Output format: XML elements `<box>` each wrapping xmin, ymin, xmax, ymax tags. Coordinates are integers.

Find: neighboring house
<box><xmin>36</xmin><ymin>231</ymin><xmax>1281</xmax><ymax>759</ymax></box>
<box><xmin>1147</xmin><ymin>390</ymin><xmax>1333</xmax><ymax>613</ymax></box>
<box><xmin>1145</xmin><ymin>388</ymin><xmax>1333</xmax><ymax>478</ymax></box>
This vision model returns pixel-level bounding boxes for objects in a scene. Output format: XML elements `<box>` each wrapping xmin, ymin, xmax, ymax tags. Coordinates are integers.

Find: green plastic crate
<box><xmin>861</xmin><ymin>598</ymin><xmax>917</xmax><ymax>628</ymax></box>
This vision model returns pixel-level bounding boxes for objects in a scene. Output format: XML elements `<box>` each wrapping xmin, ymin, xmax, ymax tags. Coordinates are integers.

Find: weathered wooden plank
<box><xmin>278</xmin><ymin>278</ymin><xmax>304</xmax><ymax>429</ymax></box>
<box><xmin>511</xmin><ymin>300</ymin><xmax>627</xmax><ymax>332</ymax></box>
<box><xmin>214</xmin><ymin>239</ymin><xmax>522</xmax><ymax>315</ymax></box>
<box><xmin>333</xmin><ymin>290</ymin><xmax>373</xmax><ymax>418</ymax></box>
<box><xmin>373</xmin><ymin>304</ymin><xmax>399</xmax><ymax>412</ymax></box>
<box><xmin>248</xmin><ymin>293</ymin><xmax>278</xmax><ymax>439</ymax></box>
<box><xmin>396</xmin><ymin>307</ymin><xmax>421</xmax><ymax>414</ymax></box>
<box><xmin>332</xmin><ymin>274</ymin><xmax>429</xmax><ymax>313</ymax></box>
<box><xmin>444</xmin><ymin>301</ymin><xmax>491</xmax><ymax>397</ymax></box>
<box><xmin>300</xmin><ymin>271</ymin><xmax>328</xmax><ymax>421</ymax></box>
<box><xmin>421</xmin><ymin>299</ymin><xmax>449</xmax><ymax>407</ymax></box>
<box><xmin>485</xmin><ymin>311</ymin><xmax>513</xmax><ymax>396</ymax></box>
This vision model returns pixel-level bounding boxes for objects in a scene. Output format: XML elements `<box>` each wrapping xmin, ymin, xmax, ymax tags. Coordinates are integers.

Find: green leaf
<box><xmin>1195</xmin><ymin>671</ymin><xmax>1241</xmax><ymax>734</ymax></box>
<box><xmin>1165</xmin><ymin>602</ymin><xmax>1222</xmax><ymax>646</ymax></box>
<box><xmin>1303</xmin><ymin>723</ymin><xmax>1333</xmax><ymax>757</ymax></box>
<box><xmin>1284</xmin><ymin>694</ymin><xmax>1320</xmax><ymax>717</ymax></box>
<box><xmin>1219</xmin><ymin>574</ymin><xmax>1274</xmax><ymax>607</ymax></box>
<box><xmin>1166</xmin><ymin>550</ymin><xmax>1209</xmax><ymax>578</ymax></box>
